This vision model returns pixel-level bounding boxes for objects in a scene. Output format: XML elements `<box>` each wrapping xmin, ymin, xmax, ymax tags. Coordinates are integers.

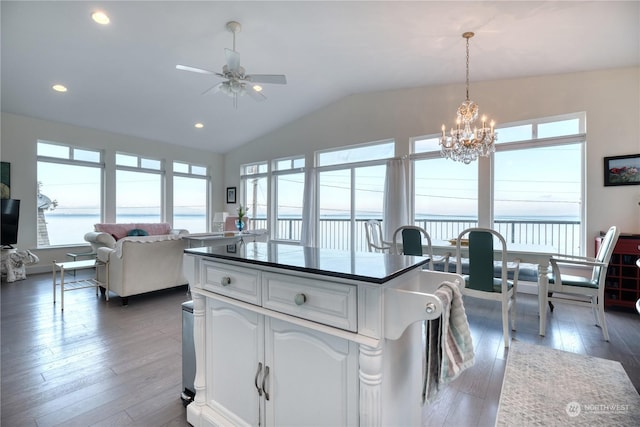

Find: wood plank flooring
<box><xmin>2</xmin><ymin>271</ymin><xmax>639</xmax><ymax>426</ymax></box>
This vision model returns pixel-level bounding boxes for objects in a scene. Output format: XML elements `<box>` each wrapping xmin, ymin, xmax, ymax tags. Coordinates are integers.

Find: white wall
<box><xmin>224</xmin><ymin>67</ymin><xmax>640</xmax><ymax>255</ymax></box>
<box><xmin>2</xmin><ymin>66</ymin><xmax>638</xmax><ymax>274</ymax></box>
<box><xmin>1</xmin><ymin>112</ymin><xmax>224</xmax><ymax>271</ymax></box>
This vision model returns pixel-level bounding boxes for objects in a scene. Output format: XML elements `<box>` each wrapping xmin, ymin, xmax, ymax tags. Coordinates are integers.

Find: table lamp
<box><xmin>212</xmin><ymin>212</ymin><xmax>228</xmax><ymax>232</ymax></box>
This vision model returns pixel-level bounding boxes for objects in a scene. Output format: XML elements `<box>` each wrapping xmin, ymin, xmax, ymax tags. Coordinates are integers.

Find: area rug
<box><xmin>496</xmin><ymin>341</ymin><xmax>640</xmax><ymax>426</ymax></box>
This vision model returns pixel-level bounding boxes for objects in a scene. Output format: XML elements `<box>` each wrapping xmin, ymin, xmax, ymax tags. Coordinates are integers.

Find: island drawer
<box><xmin>262</xmin><ymin>272</ymin><xmax>357</xmax><ymax>331</ymax></box>
<box><xmin>201</xmin><ymin>261</ymin><xmax>260</xmax><ymax>305</ymax></box>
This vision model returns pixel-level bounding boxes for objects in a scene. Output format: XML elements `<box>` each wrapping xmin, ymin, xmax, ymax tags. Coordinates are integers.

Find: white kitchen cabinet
<box><xmin>205</xmin><ymin>298</ymin><xmax>262</xmax><ymax>425</ymax></box>
<box><xmin>184</xmin><ymin>242</ymin><xmax>462</xmax><ymax>427</ymax></box>
<box><xmin>204</xmin><ymin>298</ymin><xmax>358</xmax><ymax>427</ymax></box>
<box><xmin>265</xmin><ymin>316</ymin><xmax>358</xmax><ymax>427</ymax></box>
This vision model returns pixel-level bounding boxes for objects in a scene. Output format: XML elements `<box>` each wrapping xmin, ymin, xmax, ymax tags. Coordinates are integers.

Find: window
<box><xmin>317</xmin><ymin>140</ymin><xmax>393</xmax><ymax>251</ymax></box>
<box><xmin>37</xmin><ymin>141</ymin><xmax>103</xmax><ymax>246</ymax></box>
<box><xmin>494</xmin><ymin>113</ymin><xmax>585</xmax><ymax>255</ymax></box>
<box><xmin>272</xmin><ymin>157</ymin><xmax>305</xmax><ymax>241</ymax></box>
<box><xmin>116</xmin><ymin>153</ymin><xmax>163</xmax><ymax>223</ymax></box>
<box><xmin>173</xmin><ymin>161</ymin><xmax>209</xmax><ymax>233</ymax></box>
<box><xmin>240</xmin><ymin>162</ymin><xmax>269</xmax><ymax>230</ymax></box>
<box><xmin>411</xmin><ymin>137</ymin><xmax>478</xmax><ymax>240</ymax></box>
<box><xmin>410</xmin><ymin>113</ymin><xmax>585</xmax><ymax>255</ymax></box>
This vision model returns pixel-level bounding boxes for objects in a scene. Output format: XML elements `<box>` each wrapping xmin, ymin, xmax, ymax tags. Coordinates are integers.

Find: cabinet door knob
<box><xmin>294</xmin><ymin>293</ymin><xmax>307</xmax><ymax>305</ymax></box>
<box><xmin>425</xmin><ymin>302</ymin><xmax>436</xmax><ymax>314</ymax></box>
<box><xmin>221</xmin><ymin>276</ymin><xmax>231</xmax><ymax>286</ymax></box>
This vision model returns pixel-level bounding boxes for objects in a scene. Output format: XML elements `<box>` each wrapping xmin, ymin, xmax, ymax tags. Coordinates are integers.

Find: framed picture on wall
<box><xmin>226</xmin><ymin>187</ymin><xmax>237</xmax><ymax>203</ymax></box>
<box><xmin>1</xmin><ymin>161</ymin><xmax>10</xmax><ymax>199</ymax></box>
<box><xmin>604</xmin><ymin>154</ymin><xmax>640</xmax><ymax>186</ymax></box>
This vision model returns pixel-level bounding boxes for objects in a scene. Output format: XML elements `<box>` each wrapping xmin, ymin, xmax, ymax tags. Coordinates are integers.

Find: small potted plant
<box><xmin>236</xmin><ymin>205</ymin><xmax>249</xmax><ymax>232</ymax></box>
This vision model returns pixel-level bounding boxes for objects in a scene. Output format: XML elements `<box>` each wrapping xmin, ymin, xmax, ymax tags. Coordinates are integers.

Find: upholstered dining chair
<box><xmin>456</xmin><ymin>227</ymin><xmax>520</xmax><ymax>348</ymax></box>
<box><xmin>364</xmin><ymin>220</ymin><xmax>392</xmax><ymax>253</ymax></box>
<box><xmin>546</xmin><ymin>225</ymin><xmax>620</xmax><ymax>341</ymax></box>
<box><xmin>392</xmin><ymin>225</ymin><xmax>450</xmax><ymax>272</ymax></box>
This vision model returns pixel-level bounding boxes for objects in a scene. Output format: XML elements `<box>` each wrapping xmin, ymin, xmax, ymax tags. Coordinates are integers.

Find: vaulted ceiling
<box><xmin>2</xmin><ymin>1</ymin><xmax>639</xmax><ymax>153</ymax></box>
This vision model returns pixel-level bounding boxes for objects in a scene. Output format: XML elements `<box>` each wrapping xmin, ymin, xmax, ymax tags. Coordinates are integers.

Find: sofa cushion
<box><xmin>127</xmin><ymin>228</ymin><xmax>149</xmax><ymax>237</ymax></box>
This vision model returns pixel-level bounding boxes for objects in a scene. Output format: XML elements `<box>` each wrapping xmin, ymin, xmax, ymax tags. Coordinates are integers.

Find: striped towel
<box><xmin>422</xmin><ymin>281</ymin><xmax>475</xmax><ymax>404</ymax></box>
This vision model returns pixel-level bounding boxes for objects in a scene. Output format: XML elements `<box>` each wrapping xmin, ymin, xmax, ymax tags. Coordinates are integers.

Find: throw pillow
<box><xmin>127</xmin><ymin>228</ymin><xmax>149</xmax><ymax>237</ymax></box>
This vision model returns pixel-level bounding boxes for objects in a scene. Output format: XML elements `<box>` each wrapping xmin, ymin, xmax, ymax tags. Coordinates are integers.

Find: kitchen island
<box><xmin>183</xmin><ymin>242</ymin><xmax>463</xmax><ymax>427</ymax></box>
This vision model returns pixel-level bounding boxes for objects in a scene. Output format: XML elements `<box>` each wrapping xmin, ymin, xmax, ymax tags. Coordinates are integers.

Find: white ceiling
<box><xmin>2</xmin><ymin>1</ymin><xmax>639</xmax><ymax>154</ymax></box>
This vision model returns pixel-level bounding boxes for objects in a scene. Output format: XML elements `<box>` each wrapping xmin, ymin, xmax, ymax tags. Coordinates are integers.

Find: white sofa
<box><xmin>84</xmin><ymin>223</ymin><xmax>189</xmax><ymax>305</ymax></box>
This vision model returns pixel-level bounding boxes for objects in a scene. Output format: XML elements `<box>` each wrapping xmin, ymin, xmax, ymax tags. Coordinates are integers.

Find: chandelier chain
<box><xmin>465</xmin><ymin>36</ymin><xmax>470</xmax><ymax>101</ymax></box>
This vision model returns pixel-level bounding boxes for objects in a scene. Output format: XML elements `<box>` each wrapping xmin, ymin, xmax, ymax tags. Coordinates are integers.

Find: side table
<box><xmin>66</xmin><ymin>251</ymin><xmax>97</xmax><ymax>277</ymax></box>
<box><xmin>52</xmin><ymin>259</ymin><xmax>109</xmax><ymax>311</ymax></box>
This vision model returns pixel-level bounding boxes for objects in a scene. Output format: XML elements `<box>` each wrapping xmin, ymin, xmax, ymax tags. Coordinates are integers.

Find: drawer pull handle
<box><xmin>262</xmin><ymin>365</ymin><xmax>270</xmax><ymax>401</ymax></box>
<box><xmin>254</xmin><ymin>362</ymin><xmax>263</xmax><ymax>396</ymax></box>
<box><xmin>221</xmin><ymin>276</ymin><xmax>231</xmax><ymax>286</ymax></box>
<box><xmin>425</xmin><ymin>302</ymin><xmax>436</xmax><ymax>314</ymax></box>
<box><xmin>294</xmin><ymin>293</ymin><xmax>307</xmax><ymax>305</ymax></box>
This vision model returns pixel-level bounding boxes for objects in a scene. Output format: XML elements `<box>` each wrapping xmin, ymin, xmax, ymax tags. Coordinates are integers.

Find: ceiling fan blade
<box><xmin>245</xmin><ymin>74</ymin><xmax>287</xmax><ymax>84</ymax></box>
<box><xmin>225</xmin><ymin>49</ymin><xmax>241</xmax><ymax>73</ymax></box>
<box><xmin>201</xmin><ymin>82</ymin><xmax>223</xmax><ymax>95</ymax></box>
<box><xmin>176</xmin><ymin>64</ymin><xmax>216</xmax><ymax>75</ymax></box>
<box><xmin>246</xmin><ymin>86</ymin><xmax>267</xmax><ymax>102</ymax></box>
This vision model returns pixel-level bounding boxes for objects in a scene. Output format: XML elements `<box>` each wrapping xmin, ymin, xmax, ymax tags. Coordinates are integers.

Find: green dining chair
<box><xmin>456</xmin><ymin>227</ymin><xmax>520</xmax><ymax>348</ymax></box>
<box><xmin>392</xmin><ymin>225</ymin><xmax>450</xmax><ymax>271</ymax></box>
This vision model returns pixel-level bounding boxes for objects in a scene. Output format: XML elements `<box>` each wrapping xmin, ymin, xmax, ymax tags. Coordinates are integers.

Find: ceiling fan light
<box><xmin>52</xmin><ymin>84</ymin><xmax>67</xmax><ymax>92</ymax></box>
<box><xmin>253</xmin><ymin>85</ymin><xmax>263</xmax><ymax>92</ymax></box>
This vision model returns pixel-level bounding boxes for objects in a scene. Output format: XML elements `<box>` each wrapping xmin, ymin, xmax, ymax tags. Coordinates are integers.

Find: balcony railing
<box><xmin>250</xmin><ymin>217</ymin><xmax>581</xmax><ymax>256</ymax></box>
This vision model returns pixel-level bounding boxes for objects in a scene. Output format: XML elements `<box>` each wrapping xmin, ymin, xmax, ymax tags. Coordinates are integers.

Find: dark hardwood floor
<box><xmin>2</xmin><ymin>271</ymin><xmax>639</xmax><ymax>426</ymax></box>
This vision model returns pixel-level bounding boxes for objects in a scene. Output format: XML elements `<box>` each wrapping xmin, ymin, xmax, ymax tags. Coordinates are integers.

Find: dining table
<box><xmin>431</xmin><ymin>239</ymin><xmax>557</xmax><ymax>336</ymax></box>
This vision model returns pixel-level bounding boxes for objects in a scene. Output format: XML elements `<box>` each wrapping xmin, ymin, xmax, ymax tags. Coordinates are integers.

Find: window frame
<box><xmin>314</xmin><ymin>140</ymin><xmax>394</xmax><ymax>251</ymax></box>
<box><xmin>36</xmin><ymin>140</ymin><xmax>104</xmax><ymax>247</ymax></box>
<box><xmin>172</xmin><ymin>160</ymin><xmax>210</xmax><ymax>233</ymax></box>
<box><xmin>270</xmin><ymin>155</ymin><xmax>305</xmax><ymax>243</ymax></box>
<box><xmin>115</xmin><ymin>152</ymin><xmax>165</xmax><ymax>223</ymax></box>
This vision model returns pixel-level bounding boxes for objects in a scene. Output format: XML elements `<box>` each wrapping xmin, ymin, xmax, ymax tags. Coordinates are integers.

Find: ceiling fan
<box><xmin>176</xmin><ymin>21</ymin><xmax>287</xmax><ymax>108</ymax></box>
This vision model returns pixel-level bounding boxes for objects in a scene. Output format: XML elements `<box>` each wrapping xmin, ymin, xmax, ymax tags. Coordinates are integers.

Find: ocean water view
<box><xmin>41</xmin><ymin>213</ymin><xmax>581</xmax><ymax>255</ymax></box>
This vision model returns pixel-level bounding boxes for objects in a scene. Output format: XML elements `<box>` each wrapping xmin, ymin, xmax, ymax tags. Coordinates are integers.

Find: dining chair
<box><xmin>364</xmin><ymin>220</ymin><xmax>392</xmax><ymax>253</ymax></box>
<box><xmin>546</xmin><ymin>225</ymin><xmax>620</xmax><ymax>341</ymax></box>
<box><xmin>456</xmin><ymin>227</ymin><xmax>520</xmax><ymax>348</ymax></box>
<box><xmin>392</xmin><ymin>225</ymin><xmax>450</xmax><ymax>271</ymax></box>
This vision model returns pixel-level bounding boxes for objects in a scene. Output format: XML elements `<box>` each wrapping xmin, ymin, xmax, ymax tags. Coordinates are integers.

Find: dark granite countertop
<box><xmin>185</xmin><ymin>242</ymin><xmax>429</xmax><ymax>284</ymax></box>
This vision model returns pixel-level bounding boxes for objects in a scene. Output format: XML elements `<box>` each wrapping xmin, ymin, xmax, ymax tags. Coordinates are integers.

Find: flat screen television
<box><xmin>1</xmin><ymin>199</ymin><xmax>20</xmax><ymax>248</ymax></box>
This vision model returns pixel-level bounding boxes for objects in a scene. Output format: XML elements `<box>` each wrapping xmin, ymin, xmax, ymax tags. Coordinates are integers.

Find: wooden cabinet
<box><xmin>598</xmin><ymin>233</ymin><xmax>640</xmax><ymax>309</ymax></box>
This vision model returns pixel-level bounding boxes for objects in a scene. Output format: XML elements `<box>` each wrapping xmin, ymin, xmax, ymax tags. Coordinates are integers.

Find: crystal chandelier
<box><xmin>440</xmin><ymin>32</ymin><xmax>496</xmax><ymax>164</ymax></box>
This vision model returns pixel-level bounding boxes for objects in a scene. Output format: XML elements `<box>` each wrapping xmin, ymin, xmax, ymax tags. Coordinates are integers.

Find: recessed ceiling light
<box><xmin>253</xmin><ymin>85</ymin><xmax>263</xmax><ymax>92</ymax></box>
<box><xmin>52</xmin><ymin>84</ymin><xmax>67</xmax><ymax>92</ymax></box>
<box><xmin>91</xmin><ymin>11</ymin><xmax>110</xmax><ymax>25</ymax></box>
<box><xmin>194</xmin><ymin>123</ymin><xmax>204</xmax><ymax>129</ymax></box>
